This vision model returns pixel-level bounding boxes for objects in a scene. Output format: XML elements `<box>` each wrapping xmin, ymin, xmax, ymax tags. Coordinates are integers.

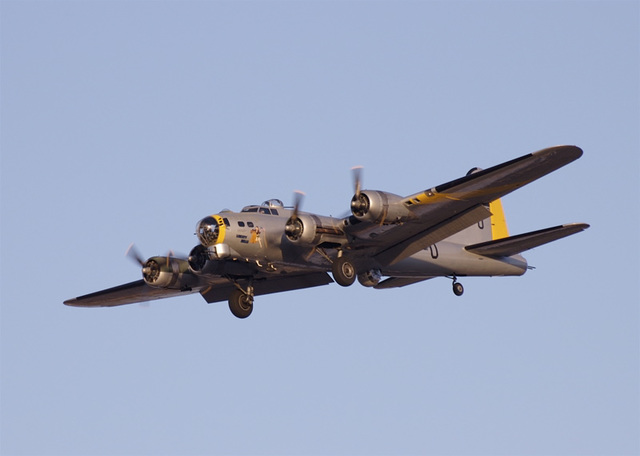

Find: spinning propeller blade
<box><xmin>125</xmin><ymin>243</ymin><xmax>145</xmax><ymax>266</ymax></box>
<box><xmin>352</xmin><ymin>166</ymin><xmax>363</xmax><ymax>198</ymax></box>
<box><xmin>291</xmin><ymin>190</ymin><xmax>305</xmax><ymax>220</ymax></box>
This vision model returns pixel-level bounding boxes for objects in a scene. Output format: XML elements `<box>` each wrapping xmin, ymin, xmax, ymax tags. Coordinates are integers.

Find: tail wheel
<box><xmin>332</xmin><ymin>256</ymin><xmax>356</xmax><ymax>287</ymax></box>
<box><xmin>229</xmin><ymin>289</ymin><xmax>253</xmax><ymax>319</ymax></box>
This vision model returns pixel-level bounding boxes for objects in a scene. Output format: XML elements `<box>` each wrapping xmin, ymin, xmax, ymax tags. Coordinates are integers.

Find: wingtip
<box><xmin>566</xmin><ymin>222</ymin><xmax>590</xmax><ymax>230</ymax></box>
<box><xmin>565</xmin><ymin>145</ymin><xmax>583</xmax><ymax>159</ymax></box>
<box><xmin>534</xmin><ymin>145</ymin><xmax>583</xmax><ymax>160</ymax></box>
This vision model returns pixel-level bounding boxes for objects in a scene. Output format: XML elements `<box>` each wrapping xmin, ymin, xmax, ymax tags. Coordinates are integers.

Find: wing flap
<box><xmin>200</xmin><ymin>272</ymin><xmax>334</xmax><ymax>303</ymax></box>
<box><xmin>465</xmin><ymin>223</ymin><xmax>589</xmax><ymax>257</ymax></box>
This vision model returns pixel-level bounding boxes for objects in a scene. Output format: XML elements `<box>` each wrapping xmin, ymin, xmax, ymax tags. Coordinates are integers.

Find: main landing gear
<box><xmin>452</xmin><ymin>278</ymin><xmax>464</xmax><ymax>296</ymax></box>
<box><xmin>332</xmin><ymin>255</ymin><xmax>356</xmax><ymax>287</ymax></box>
<box><xmin>228</xmin><ymin>286</ymin><xmax>254</xmax><ymax>319</ymax></box>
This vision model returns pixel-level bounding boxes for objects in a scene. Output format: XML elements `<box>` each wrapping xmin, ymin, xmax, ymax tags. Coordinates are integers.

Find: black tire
<box><xmin>228</xmin><ymin>289</ymin><xmax>253</xmax><ymax>318</ymax></box>
<box><xmin>452</xmin><ymin>282</ymin><xmax>464</xmax><ymax>296</ymax></box>
<box><xmin>332</xmin><ymin>256</ymin><xmax>356</xmax><ymax>287</ymax></box>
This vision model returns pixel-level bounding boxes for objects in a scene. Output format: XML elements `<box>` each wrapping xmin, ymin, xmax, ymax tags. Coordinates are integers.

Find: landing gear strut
<box><xmin>228</xmin><ymin>287</ymin><xmax>254</xmax><ymax>319</ymax></box>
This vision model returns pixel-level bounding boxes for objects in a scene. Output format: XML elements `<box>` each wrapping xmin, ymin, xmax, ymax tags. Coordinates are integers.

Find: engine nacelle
<box><xmin>188</xmin><ymin>244</ymin><xmax>208</xmax><ymax>272</ymax></box>
<box><xmin>285</xmin><ymin>214</ymin><xmax>319</xmax><ymax>244</ymax></box>
<box><xmin>357</xmin><ymin>269</ymin><xmax>382</xmax><ymax>287</ymax></box>
<box><xmin>351</xmin><ymin>190</ymin><xmax>412</xmax><ymax>224</ymax></box>
<box><xmin>142</xmin><ymin>256</ymin><xmax>190</xmax><ymax>289</ymax></box>
<box><xmin>285</xmin><ymin>213</ymin><xmax>346</xmax><ymax>249</ymax></box>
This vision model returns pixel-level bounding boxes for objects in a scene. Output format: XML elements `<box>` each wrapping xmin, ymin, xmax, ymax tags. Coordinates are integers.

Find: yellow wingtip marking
<box><xmin>490</xmin><ymin>199</ymin><xmax>509</xmax><ymax>240</ymax></box>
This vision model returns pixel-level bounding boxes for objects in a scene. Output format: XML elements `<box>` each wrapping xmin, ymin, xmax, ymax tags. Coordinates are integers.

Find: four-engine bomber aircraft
<box><xmin>65</xmin><ymin>145</ymin><xmax>589</xmax><ymax>318</ymax></box>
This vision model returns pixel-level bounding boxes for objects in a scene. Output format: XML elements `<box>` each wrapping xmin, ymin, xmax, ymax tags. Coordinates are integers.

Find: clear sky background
<box><xmin>1</xmin><ymin>1</ymin><xmax>638</xmax><ymax>455</ymax></box>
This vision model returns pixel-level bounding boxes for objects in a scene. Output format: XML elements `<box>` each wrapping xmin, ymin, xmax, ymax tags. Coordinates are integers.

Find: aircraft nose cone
<box><xmin>196</xmin><ymin>216</ymin><xmax>219</xmax><ymax>246</ymax></box>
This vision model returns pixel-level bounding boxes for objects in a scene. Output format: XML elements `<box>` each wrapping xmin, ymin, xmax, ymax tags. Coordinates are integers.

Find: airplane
<box><xmin>64</xmin><ymin>145</ymin><xmax>589</xmax><ymax>318</ymax></box>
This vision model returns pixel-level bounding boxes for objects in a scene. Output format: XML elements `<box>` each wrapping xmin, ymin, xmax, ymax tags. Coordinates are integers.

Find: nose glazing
<box><xmin>196</xmin><ymin>216</ymin><xmax>219</xmax><ymax>246</ymax></box>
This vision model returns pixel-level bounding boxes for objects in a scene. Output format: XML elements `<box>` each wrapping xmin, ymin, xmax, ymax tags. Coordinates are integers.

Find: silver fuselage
<box><xmin>198</xmin><ymin>202</ymin><xmax>527</xmax><ymax>280</ymax></box>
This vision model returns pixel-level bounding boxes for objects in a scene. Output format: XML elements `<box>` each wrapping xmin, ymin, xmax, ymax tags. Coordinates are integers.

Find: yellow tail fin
<box><xmin>489</xmin><ymin>199</ymin><xmax>509</xmax><ymax>240</ymax></box>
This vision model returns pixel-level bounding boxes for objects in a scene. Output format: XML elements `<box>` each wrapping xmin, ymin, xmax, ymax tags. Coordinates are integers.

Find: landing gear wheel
<box><xmin>452</xmin><ymin>281</ymin><xmax>464</xmax><ymax>297</ymax></box>
<box><xmin>228</xmin><ymin>289</ymin><xmax>253</xmax><ymax>319</ymax></box>
<box><xmin>332</xmin><ymin>256</ymin><xmax>356</xmax><ymax>287</ymax></box>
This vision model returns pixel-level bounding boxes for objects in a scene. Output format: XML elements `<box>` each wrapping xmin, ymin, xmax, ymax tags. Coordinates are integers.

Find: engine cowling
<box><xmin>350</xmin><ymin>190</ymin><xmax>412</xmax><ymax>224</ymax></box>
<box><xmin>142</xmin><ymin>256</ymin><xmax>189</xmax><ymax>288</ymax></box>
<box><xmin>188</xmin><ymin>244</ymin><xmax>208</xmax><ymax>272</ymax></box>
<box><xmin>285</xmin><ymin>214</ymin><xmax>319</xmax><ymax>244</ymax></box>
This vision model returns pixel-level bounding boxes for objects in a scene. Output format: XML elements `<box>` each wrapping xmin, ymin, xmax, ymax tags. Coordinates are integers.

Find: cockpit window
<box><xmin>241</xmin><ymin>202</ymin><xmax>281</xmax><ymax>215</ymax></box>
<box><xmin>261</xmin><ymin>199</ymin><xmax>284</xmax><ymax>208</ymax></box>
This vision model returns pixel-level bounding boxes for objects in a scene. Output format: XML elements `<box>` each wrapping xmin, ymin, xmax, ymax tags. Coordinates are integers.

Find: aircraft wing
<box><xmin>63</xmin><ymin>280</ymin><xmax>203</xmax><ymax>307</ymax></box>
<box><xmin>199</xmin><ymin>271</ymin><xmax>333</xmax><ymax>303</ymax></box>
<box><xmin>465</xmin><ymin>223</ymin><xmax>590</xmax><ymax>257</ymax></box>
<box><xmin>64</xmin><ymin>271</ymin><xmax>334</xmax><ymax>307</ymax></box>
<box><xmin>354</xmin><ymin>145</ymin><xmax>583</xmax><ymax>265</ymax></box>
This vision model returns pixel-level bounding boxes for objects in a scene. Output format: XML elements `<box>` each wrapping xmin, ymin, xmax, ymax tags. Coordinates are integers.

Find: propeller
<box><xmin>166</xmin><ymin>250</ymin><xmax>175</xmax><ymax>268</ymax></box>
<box><xmin>125</xmin><ymin>243</ymin><xmax>145</xmax><ymax>266</ymax></box>
<box><xmin>291</xmin><ymin>190</ymin><xmax>304</xmax><ymax>220</ymax></box>
<box><xmin>126</xmin><ymin>243</ymin><xmax>156</xmax><ymax>283</ymax></box>
<box><xmin>126</xmin><ymin>243</ymin><xmax>179</xmax><ymax>270</ymax></box>
<box><xmin>350</xmin><ymin>166</ymin><xmax>369</xmax><ymax>216</ymax></box>
<box><xmin>285</xmin><ymin>191</ymin><xmax>305</xmax><ymax>240</ymax></box>
<box><xmin>352</xmin><ymin>166</ymin><xmax>363</xmax><ymax>199</ymax></box>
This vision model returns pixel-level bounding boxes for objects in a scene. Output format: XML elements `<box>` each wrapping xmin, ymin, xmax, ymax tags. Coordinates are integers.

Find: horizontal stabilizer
<box><xmin>465</xmin><ymin>223</ymin><xmax>589</xmax><ymax>258</ymax></box>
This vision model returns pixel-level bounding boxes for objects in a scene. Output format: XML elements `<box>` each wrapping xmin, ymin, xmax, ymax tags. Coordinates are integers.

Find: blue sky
<box><xmin>1</xmin><ymin>1</ymin><xmax>638</xmax><ymax>455</ymax></box>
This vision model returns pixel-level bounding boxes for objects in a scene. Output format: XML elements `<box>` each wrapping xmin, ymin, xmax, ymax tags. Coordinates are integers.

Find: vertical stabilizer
<box><xmin>489</xmin><ymin>199</ymin><xmax>509</xmax><ymax>240</ymax></box>
<box><xmin>445</xmin><ymin>198</ymin><xmax>509</xmax><ymax>245</ymax></box>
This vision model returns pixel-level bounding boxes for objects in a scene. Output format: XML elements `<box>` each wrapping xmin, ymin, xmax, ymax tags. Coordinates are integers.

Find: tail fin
<box><xmin>489</xmin><ymin>198</ymin><xmax>509</xmax><ymax>240</ymax></box>
<box><xmin>447</xmin><ymin>198</ymin><xmax>509</xmax><ymax>245</ymax></box>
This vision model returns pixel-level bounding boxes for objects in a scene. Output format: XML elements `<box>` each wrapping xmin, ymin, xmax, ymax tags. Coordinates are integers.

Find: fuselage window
<box><xmin>238</xmin><ymin>221</ymin><xmax>245</xmax><ymax>227</ymax></box>
<box><xmin>247</xmin><ymin>222</ymin><xmax>254</xmax><ymax>228</ymax></box>
<box><xmin>223</xmin><ymin>218</ymin><xmax>230</xmax><ymax>227</ymax></box>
